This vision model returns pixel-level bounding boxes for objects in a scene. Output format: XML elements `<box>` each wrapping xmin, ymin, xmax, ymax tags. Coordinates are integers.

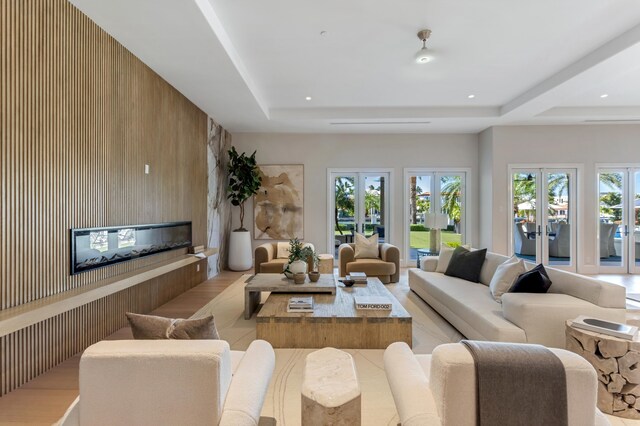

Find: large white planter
<box><xmin>228</xmin><ymin>230</ymin><xmax>252</xmax><ymax>271</ymax></box>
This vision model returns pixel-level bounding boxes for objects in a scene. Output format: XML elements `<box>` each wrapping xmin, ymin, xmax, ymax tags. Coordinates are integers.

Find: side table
<box><xmin>416</xmin><ymin>248</ymin><xmax>439</xmax><ymax>268</ymax></box>
<box><xmin>565</xmin><ymin>320</ymin><xmax>640</xmax><ymax>419</ymax></box>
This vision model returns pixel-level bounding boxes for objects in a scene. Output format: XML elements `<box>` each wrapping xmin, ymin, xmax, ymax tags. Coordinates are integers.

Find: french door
<box><xmin>510</xmin><ymin>167</ymin><xmax>577</xmax><ymax>271</ymax></box>
<box><xmin>404</xmin><ymin>170</ymin><xmax>467</xmax><ymax>266</ymax></box>
<box><xmin>328</xmin><ymin>170</ymin><xmax>391</xmax><ymax>258</ymax></box>
<box><xmin>597</xmin><ymin>168</ymin><xmax>640</xmax><ymax>273</ymax></box>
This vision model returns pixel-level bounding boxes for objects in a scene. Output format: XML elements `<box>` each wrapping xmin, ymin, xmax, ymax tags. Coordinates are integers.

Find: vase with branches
<box><xmin>283</xmin><ymin>238</ymin><xmax>318</xmax><ymax>278</ymax></box>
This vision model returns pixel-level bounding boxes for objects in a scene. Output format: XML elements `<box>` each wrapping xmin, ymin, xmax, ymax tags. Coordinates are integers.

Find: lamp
<box><xmin>415</xmin><ymin>29</ymin><xmax>433</xmax><ymax>64</ymax></box>
<box><xmin>425</xmin><ymin>213</ymin><xmax>449</xmax><ymax>252</ymax></box>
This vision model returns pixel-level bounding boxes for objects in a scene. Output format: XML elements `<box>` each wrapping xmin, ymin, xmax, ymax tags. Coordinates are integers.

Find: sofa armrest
<box><xmin>254</xmin><ymin>244</ymin><xmax>275</xmax><ymax>275</ymax></box>
<box><xmin>502</xmin><ymin>293</ymin><xmax>627</xmax><ymax>349</ymax></box>
<box><xmin>380</xmin><ymin>243</ymin><xmax>400</xmax><ymax>282</ymax></box>
<box><xmin>338</xmin><ymin>244</ymin><xmax>354</xmax><ymax>278</ymax></box>
<box><xmin>220</xmin><ymin>340</ymin><xmax>275</xmax><ymax>426</ymax></box>
<box><xmin>384</xmin><ymin>342</ymin><xmax>441</xmax><ymax>426</ymax></box>
<box><xmin>420</xmin><ymin>256</ymin><xmax>439</xmax><ymax>272</ymax></box>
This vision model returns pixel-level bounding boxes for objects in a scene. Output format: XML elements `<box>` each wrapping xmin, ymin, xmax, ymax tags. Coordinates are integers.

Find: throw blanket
<box><xmin>460</xmin><ymin>340</ymin><xmax>568</xmax><ymax>426</ymax></box>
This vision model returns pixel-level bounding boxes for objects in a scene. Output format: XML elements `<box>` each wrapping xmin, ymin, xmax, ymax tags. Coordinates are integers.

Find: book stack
<box><xmin>354</xmin><ymin>296</ymin><xmax>392</xmax><ymax>310</ymax></box>
<box><xmin>287</xmin><ymin>296</ymin><xmax>314</xmax><ymax>313</ymax></box>
<box><xmin>346</xmin><ymin>272</ymin><xmax>368</xmax><ymax>285</ymax></box>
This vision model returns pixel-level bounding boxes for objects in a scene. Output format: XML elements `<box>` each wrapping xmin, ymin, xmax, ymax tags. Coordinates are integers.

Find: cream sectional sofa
<box><xmin>409</xmin><ymin>252</ymin><xmax>627</xmax><ymax>348</ymax></box>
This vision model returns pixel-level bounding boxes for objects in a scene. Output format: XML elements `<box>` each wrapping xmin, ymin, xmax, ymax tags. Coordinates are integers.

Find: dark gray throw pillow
<box><xmin>444</xmin><ymin>247</ymin><xmax>487</xmax><ymax>283</ymax></box>
<box><xmin>126</xmin><ymin>312</ymin><xmax>219</xmax><ymax>340</ymax></box>
<box><xmin>509</xmin><ymin>263</ymin><xmax>552</xmax><ymax>293</ymax></box>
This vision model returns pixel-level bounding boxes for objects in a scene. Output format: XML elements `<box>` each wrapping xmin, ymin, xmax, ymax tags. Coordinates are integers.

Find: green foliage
<box><xmin>286</xmin><ymin>238</ymin><xmax>318</xmax><ymax>270</ymax></box>
<box><xmin>410</xmin><ymin>224</ymin><xmax>428</xmax><ymax>232</ymax></box>
<box><xmin>441</xmin><ymin>176</ymin><xmax>462</xmax><ymax>224</ymax></box>
<box><xmin>335</xmin><ymin>177</ymin><xmax>355</xmax><ymax>235</ymax></box>
<box><xmin>446</xmin><ymin>241</ymin><xmax>462</xmax><ymax>248</ymax></box>
<box><xmin>227</xmin><ymin>147</ymin><xmax>261</xmax><ymax>231</ymax></box>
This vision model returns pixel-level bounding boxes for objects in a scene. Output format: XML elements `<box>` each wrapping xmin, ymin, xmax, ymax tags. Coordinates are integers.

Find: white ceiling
<box><xmin>69</xmin><ymin>0</ymin><xmax>640</xmax><ymax>133</ymax></box>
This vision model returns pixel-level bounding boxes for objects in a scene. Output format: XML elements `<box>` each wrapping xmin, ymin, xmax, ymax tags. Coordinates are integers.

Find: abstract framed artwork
<box><xmin>254</xmin><ymin>165</ymin><xmax>304</xmax><ymax>240</ymax></box>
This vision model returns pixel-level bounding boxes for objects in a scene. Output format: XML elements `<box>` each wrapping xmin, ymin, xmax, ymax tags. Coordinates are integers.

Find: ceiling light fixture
<box><xmin>415</xmin><ymin>29</ymin><xmax>433</xmax><ymax>64</ymax></box>
<box><xmin>305</xmin><ymin>96</ymin><xmax>312</xmax><ymax>101</ymax></box>
<box><xmin>600</xmin><ymin>94</ymin><xmax>609</xmax><ymax>98</ymax></box>
<box><xmin>468</xmin><ymin>94</ymin><xmax>475</xmax><ymax>99</ymax></box>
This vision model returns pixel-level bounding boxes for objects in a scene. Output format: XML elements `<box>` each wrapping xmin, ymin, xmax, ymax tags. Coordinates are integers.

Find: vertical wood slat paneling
<box><xmin>0</xmin><ymin>0</ymin><xmax>210</xmax><ymax>396</ymax></box>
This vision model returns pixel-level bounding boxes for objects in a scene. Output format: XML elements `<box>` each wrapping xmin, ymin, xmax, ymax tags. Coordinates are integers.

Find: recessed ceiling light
<box><xmin>468</xmin><ymin>94</ymin><xmax>475</xmax><ymax>99</ymax></box>
<box><xmin>320</xmin><ymin>31</ymin><xmax>327</xmax><ymax>36</ymax></box>
<box><xmin>600</xmin><ymin>94</ymin><xmax>609</xmax><ymax>98</ymax></box>
<box><xmin>305</xmin><ymin>96</ymin><xmax>312</xmax><ymax>101</ymax></box>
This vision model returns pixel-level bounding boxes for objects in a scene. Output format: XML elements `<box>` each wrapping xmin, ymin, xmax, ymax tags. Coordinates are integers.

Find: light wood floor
<box><xmin>0</xmin><ymin>268</ymin><xmax>638</xmax><ymax>425</ymax></box>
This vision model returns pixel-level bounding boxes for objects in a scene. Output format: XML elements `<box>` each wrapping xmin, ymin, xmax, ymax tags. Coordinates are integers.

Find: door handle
<box><xmin>624</xmin><ymin>225</ymin><xmax>630</xmax><ymax>237</ymax></box>
<box><xmin>536</xmin><ymin>225</ymin><xmax>542</xmax><ymax>237</ymax></box>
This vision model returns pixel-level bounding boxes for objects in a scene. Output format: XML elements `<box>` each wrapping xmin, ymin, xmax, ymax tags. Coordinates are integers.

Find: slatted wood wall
<box><xmin>0</xmin><ymin>0</ymin><xmax>209</xmax><ymax>395</ymax></box>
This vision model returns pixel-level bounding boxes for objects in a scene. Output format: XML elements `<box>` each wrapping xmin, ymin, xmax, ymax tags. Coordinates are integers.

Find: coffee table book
<box><xmin>571</xmin><ymin>315</ymin><xmax>638</xmax><ymax>340</ymax></box>
<box><xmin>354</xmin><ymin>296</ymin><xmax>392</xmax><ymax>310</ymax></box>
<box><xmin>288</xmin><ymin>296</ymin><xmax>314</xmax><ymax>313</ymax></box>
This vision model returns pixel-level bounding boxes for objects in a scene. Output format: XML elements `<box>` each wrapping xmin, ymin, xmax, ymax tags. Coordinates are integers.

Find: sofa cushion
<box><xmin>489</xmin><ymin>256</ymin><xmax>525</xmax><ymax>302</ymax></box>
<box><xmin>510</xmin><ymin>264</ymin><xmax>552</xmax><ymax>294</ymax></box>
<box><xmin>126</xmin><ymin>313</ymin><xmax>219</xmax><ymax>340</ymax></box>
<box><xmin>479</xmin><ymin>252</ymin><xmax>511</xmax><ymax>286</ymax></box>
<box><xmin>409</xmin><ymin>270</ymin><xmax>526</xmax><ymax>343</ymax></box>
<box><xmin>445</xmin><ymin>247</ymin><xmax>487</xmax><ymax>283</ymax></box>
<box><xmin>346</xmin><ymin>258</ymin><xmax>395</xmax><ymax>276</ymax></box>
<box><xmin>260</xmin><ymin>258</ymin><xmax>288</xmax><ymax>273</ymax></box>
<box><xmin>276</xmin><ymin>242</ymin><xmax>290</xmax><ymax>259</ymax></box>
<box><xmin>354</xmin><ymin>233</ymin><xmax>379</xmax><ymax>259</ymax></box>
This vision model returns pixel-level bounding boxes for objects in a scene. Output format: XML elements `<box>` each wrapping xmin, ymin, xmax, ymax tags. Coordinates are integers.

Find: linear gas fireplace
<box><xmin>70</xmin><ymin>221</ymin><xmax>192</xmax><ymax>275</ymax></box>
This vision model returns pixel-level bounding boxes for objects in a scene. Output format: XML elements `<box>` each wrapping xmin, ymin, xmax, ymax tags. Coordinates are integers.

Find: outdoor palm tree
<box><xmin>335</xmin><ymin>177</ymin><xmax>355</xmax><ymax>235</ymax></box>
<box><xmin>441</xmin><ymin>176</ymin><xmax>462</xmax><ymax>228</ymax></box>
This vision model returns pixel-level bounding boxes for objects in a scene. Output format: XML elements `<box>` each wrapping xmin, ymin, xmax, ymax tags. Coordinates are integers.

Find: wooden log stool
<box><xmin>302</xmin><ymin>347</ymin><xmax>361</xmax><ymax>425</ymax></box>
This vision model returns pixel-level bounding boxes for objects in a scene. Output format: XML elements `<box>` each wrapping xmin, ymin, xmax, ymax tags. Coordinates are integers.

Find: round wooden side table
<box><xmin>317</xmin><ymin>254</ymin><xmax>334</xmax><ymax>274</ymax></box>
<box><xmin>565</xmin><ymin>320</ymin><xmax>640</xmax><ymax>419</ymax></box>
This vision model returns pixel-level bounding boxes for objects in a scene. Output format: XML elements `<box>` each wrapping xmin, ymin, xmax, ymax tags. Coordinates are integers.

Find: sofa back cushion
<box><xmin>79</xmin><ymin>340</ymin><xmax>232</xmax><ymax>426</ymax></box>
<box><xmin>445</xmin><ymin>247</ymin><xmax>487</xmax><ymax>283</ymax></box>
<box><xmin>479</xmin><ymin>252</ymin><xmax>511</xmax><ymax>286</ymax></box>
<box><xmin>545</xmin><ymin>268</ymin><xmax>626</xmax><ymax>308</ymax></box>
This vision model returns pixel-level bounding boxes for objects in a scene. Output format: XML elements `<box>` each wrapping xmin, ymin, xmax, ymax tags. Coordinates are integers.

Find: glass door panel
<box><xmin>546</xmin><ymin>171</ymin><xmax>574</xmax><ymax>267</ymax></box>
<box><xmin>598</xmin><ymin>171</ymin><xmax>625</xmax><ymax>271</ymax></box>
<box><xmin>333</xmin><ymin>175</ymin><xmax>357</xmax><ymax>257</ymax></box>
<box><xmin>631</xmin><ymin>171</ymin><xmax>640</xmax><ymax>273</ymax></box>
<box><xmin>362</xmin><ymin>174</ymin><xmax>387</xmax><ymax>243</ymax></box>
<box><xmin>407</xmin><ymin>175</ymin><xmax>433</xmax><ymax>262</ymax></box>
<box><xmin>438</xmin><ymin>174</ymin><xmax>464</xmax><ymax>247</ymax></box>
<box><xmin>512</xmin><ymin>171</ymin><xmax>539</xmax><ymax>262</ymax></box>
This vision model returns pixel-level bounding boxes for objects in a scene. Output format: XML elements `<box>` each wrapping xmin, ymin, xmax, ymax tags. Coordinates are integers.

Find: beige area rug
<box><xmin>192</xmin><ymin>275</ymin><xmax>464</xmax><ymax>426</ymax></box>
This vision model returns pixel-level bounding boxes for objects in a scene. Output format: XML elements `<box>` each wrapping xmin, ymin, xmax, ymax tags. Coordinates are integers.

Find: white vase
<box><xmin>228</xmin><ymin>230</ymin><xmax>252</xmax><ymax>271</ymax></box>
<box><xmin>289</xmin><ymin>259</ymin><xmax>308</xmax><ymax>274</ymax></box>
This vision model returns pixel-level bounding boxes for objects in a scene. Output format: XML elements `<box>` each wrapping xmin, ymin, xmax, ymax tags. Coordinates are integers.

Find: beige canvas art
<box><xmin>254</xmin><ymin>165</ymin><xmax>304</xmax><ymax>240</ymax></box>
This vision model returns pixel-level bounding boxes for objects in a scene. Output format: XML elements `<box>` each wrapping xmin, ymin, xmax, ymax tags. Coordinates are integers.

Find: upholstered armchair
<box><xmin>254</xmin><ymin>242</ymin><xmax>315</xmax><ymax>274</ymax></box>
<box><xmin>548</xmin><ymin>223</ymin><xmax>570</xmax><ymax>258</ymax></box>
<box><xmin>56</xmin><ymin>339</ymin><xmax>275</xmax><ymax>426</ymax></box>
<box><xmin>338</xmin><ymin>243</ymin><xmax>399</xmax><ymax>283</ymax></box>
<box><xmin>384</xmin><ymin>342</ymin><xmax>609</xmax><ymax>426</ymax></box>
<box><xmin>513</xmin><ymin>223</ymin><xmax>536</xmax><ymax>256</ymax></box>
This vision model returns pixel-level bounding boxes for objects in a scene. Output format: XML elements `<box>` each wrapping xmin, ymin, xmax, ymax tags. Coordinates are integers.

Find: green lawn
<box><xmin>334</xmin><ymin>229</ymin><xmax>462</xmax><ymax>249</ymax></box>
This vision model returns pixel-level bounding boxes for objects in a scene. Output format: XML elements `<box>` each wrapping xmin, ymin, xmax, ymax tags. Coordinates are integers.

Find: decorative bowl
<box><xmin>341</xmin><ymin>279</ymin><xmax>355</xmax><ymax>287</ymax></box>
<box><xmin>293</xmin><ymin>273</ymin><xmax>306</xmax><ymax>284</ymax></box>
<box><xmin>308</xmin><ymin>271</ymin><xmax>320</xmax><ymax>282</ymax></box>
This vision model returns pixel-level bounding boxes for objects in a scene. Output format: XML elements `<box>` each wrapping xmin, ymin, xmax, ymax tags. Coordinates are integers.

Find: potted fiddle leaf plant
<box><xmin>227</xmin><ymin>146</ymin><xmax>261</xmax><ymax>271</ymax></box>
<box><xmin>283</xmin><ymin>238</ymin><xmax>318</xmax><ymax>281</ymax></box>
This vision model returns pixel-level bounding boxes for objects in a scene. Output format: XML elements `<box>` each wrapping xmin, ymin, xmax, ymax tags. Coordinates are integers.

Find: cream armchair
<box><xmin>338</xmin><ymin>243</ymin><xmax>399</xmax><ymax>283</ymax></box>
<box><xmin>254</xmin><ymin>242</ymin><xmax>315</xmax><ymax>274</ymax></box>
<box><xmin>383</xmin><ymin>342</ymin><xmax>609</xmax><ymax>426</ymax></box>
<box><xmin>56</xmin><ymin>339</ymin><xmax>275</xmax><ymax>426</ymax></box>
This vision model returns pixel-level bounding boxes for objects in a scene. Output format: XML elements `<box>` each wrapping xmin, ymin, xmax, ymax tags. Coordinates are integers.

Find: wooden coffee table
<box><xmin>256</xmin><ymin>277</ymin><xmax>412</xmax><ymax>349</ymax></box>
<box><xmin>244</xmin><ymin>273</ymin><xmax>336</xmax><ymax>320</ymax></box>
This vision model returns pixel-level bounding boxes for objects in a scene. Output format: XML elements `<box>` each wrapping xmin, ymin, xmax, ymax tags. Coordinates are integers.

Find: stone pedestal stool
<box><xmin>318</xmin><ymin>254</ymin><xmax>334</xmax><ymax>275</ymax></box>
<box><xmin>302</xmin><ymin>347</ymin><xmax>361</xmax><ymax>425</ymax></box>
<box><xmin>566</xmin><ymin>320</ymin><xmax>640</xmax><ymax>419</ymax></box>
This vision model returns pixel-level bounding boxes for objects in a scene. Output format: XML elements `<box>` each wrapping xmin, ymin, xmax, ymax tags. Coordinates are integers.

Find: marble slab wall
<box><xmin>207</xmin><ymin>117</ymin><xmax>232</xmax><ymax>277</ymax></box>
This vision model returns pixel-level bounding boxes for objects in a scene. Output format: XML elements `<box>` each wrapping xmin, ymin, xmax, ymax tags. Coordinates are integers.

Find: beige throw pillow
<box><xmin>354</xmin><ymin>233</ymin><xmax>379</xmax><ymax>259</ymax></box>
<box><xmin>489</xmin><ymin>256</ymin><xmax>526</xmax><ymax>303</ymax></box>
<box><xmin>276</xmin><ymin>242</ymin><xmax>291</xmax><ymax>259</ymax></box>
<box><xmin>436</xmin><ymin>243</ymin><xmax>471</xmax><ymax>273</ymax></box>
<box><xmin>126</xmin><ymin>312</ymin><xmax>219</xmax><ymax>340</ymax></box>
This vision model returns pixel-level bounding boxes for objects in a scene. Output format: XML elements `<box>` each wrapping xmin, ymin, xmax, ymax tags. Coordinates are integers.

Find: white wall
<box><xmin>231</xmin><ymin>132</ymin><xmax>479</xmax><ymax>261</ymax></box>
<box><xmin>478</xmin><ymin>127</ymin><xmax>494</xmax><ymax>249</ymax></box>
<box><xmin>482</xmin><ymin>124</ymin><xmax>640</xmax><ymax>272</ymax></box>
